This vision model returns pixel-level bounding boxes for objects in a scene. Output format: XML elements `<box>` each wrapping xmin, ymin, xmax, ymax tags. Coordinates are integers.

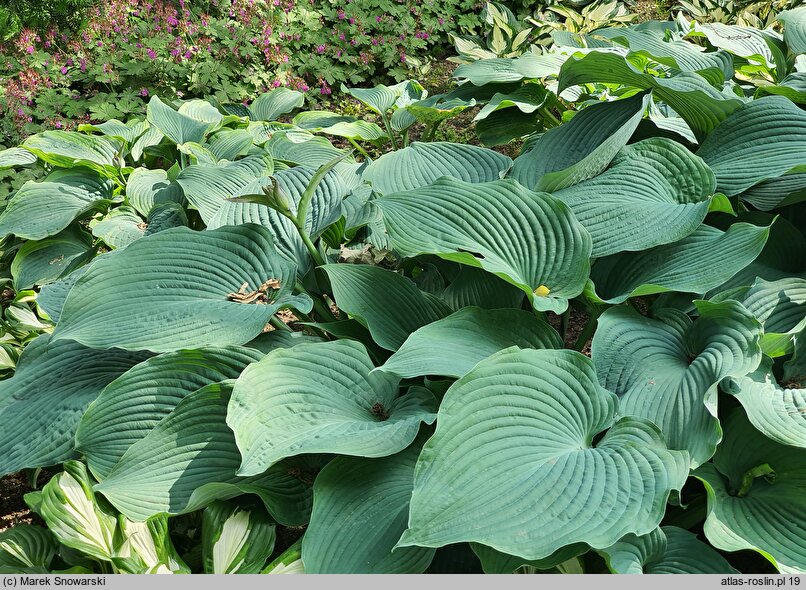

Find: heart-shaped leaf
<box><xmin>53</xmin><ymin>224</ymin><xmax>312</xmax><ymax>352</ymax></box>
<box><xmin>593</xmin><ymin>300</ymin><xmax>762</xmax><ymax>466</ymax></box>
<box><xmin>227</xmin><ymin>340</ymin><xmax>437</xmax><ymax>476</ymax></box>
<box><xmin>377</xmin><ymin>177</ymin><xmax>592</xmax><ymax>313</ymax></box>
<box><xmin>398</xmin><ymin>348</ymin><xmax>689</xmax><ymax>559</ymax></box>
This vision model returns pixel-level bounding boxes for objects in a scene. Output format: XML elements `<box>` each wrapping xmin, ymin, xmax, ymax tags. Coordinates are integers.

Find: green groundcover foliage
<box><xmin>0</xmin><ymin>6</ymin><xmax>805</xmax><ymax>575</ymax></box>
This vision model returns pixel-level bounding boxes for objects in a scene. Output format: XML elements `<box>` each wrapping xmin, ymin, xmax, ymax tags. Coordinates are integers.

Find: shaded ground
<box><xmin>0</xmin><ymin>471</ymin><xmax>48</xmax><ymax>532</ymax></box>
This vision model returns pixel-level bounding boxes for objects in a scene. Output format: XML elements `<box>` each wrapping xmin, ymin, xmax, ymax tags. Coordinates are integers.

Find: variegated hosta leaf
<box><xmin>589</xmin><ymin>222</ymin><xmax>770</xmax><ymax>304</ymax></box>
<box><xmin>592</xmin><ymin>300</ymin><xmax>762</xmax><ymax>467</ymax></box>
<box><xmin>0</xmin><ymin>526</ymin><xmax>57</xmax><ymax>571</ymax></box>
<box><xmin>0</xmin><ymin>169</ymin><xmax>114</xmax><ymax>240</ymax></box>
<box><xmin>697</xmin><ymin>96</ymin><xmax>806</xmax><ymax>197</ymax></box>
<box><xmin>696</xmin><ymin>409</ymin><xmax>806</xmax><ymax>574</ymax></box>
<box><xmin>302</xmin><ymin>441</ymin><xmax>435</xmax><ymax>573</ymax></box>
<box><xmin>713</xmin><ymin>277</ymin><xmax>806</xmax><ymax>357</ymax></box>
<box><xmin>53</xmin><ymin>225</ymin><xmax>312</xmax><ymax>352</ymax></box>
<box><xmin>511</xmin><ymin>91</ymin><xmax>650</xmax><ymax>192</ymax></box>
<box><xmin>398</xmin><ymin>348</ymin><xmax>689</xmax><ymax>559</ymax></box>
<box><xmin>228</xmin><ymin>340</ymin><xmax>437</xmax><ymax>476</ymax></box>
<box><xmin>598</xmin><ymin>526</ymin><xmax>737</xmax><ymax>574</ymax></box>
<box><xmin>322</xmin><ymin>264</ymin><xmax>452</xmax><ymax>351</ymax></box>
<box><xmin>262</xmin><ymin>540</ymin><xmax>304</xmax><ymax>574</ymax></box>
<box><xmin>377</xmin><ymin>177</ymin><xmax>592</xmax><ymax>314</ymax></box>
<box><xmin>362</xmin><ymin>142</ymin><xmax>512</xmax><ymax>195</ymax></box>
<box><xmin>202</xmin><ymin>502</ymin><xmax>275</xmax><ymax>574</ymax></box>
<box><xmin>38</xmin><ymin>461</ymin><xmax>117</xmax><ymax>562</ymax></box>
<box><xmin>94</xmin><ymin>382</ymin><xmax>312</xmax><ymax>524</ymax></box>
<box><xmin>0</xmin><ymin>334</ymin><xmax>149</xmax><ymax>476</ymax></box>
<box><xmin>557</xmin><ymin>51</ymin><xmax>743</xmax><ymax>140</ymax></box>
<box><xmin>378</xmin><ymin>306</ymin><xmax>561</xmax><ymax>378</ymax></box>
<box><xmin>723</xmin><ymin>358</ymin><xmax>806</xmax><ymax>449</ymax></box>
<box><xmin>76</xmin><ymin>346</ymin><xmax>264</xmax><ymax>479</ymax></box>
<box><xmin>113</xmin><ymin>515</ymin><xmax>189</xmax><ymax>574</ymax></box>
<box><xmin>21</xmin><ymin>131</ymin><xmax>124</xmax><ymax>178</ymax></box>
<box><xmin>553</xmin><ymin>138</ymin><xmax>717</xmax><ymax>257</ymax></box>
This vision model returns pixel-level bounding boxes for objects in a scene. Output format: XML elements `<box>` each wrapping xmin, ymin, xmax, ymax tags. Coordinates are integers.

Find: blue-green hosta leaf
<box><xmin>146</xmin><ymin>96</ymin><xmax>212</xmax><ymax>146</ymax></box>
<box><xmin>206</xmin><ymin>128</ymin><xmax>253</xmax><ymax>161</ymax></box>
<box><xmin>208</xmin><ymin>166</ymin><xmax>345</xmax><ymax>274</ymax></box>
<box><xmin>21</xmin><ymin>131</ymin><xmax>124</xmax><ymax>178</ymax></box>
<box><xmin>228</xmin><ymin>340</ymin><xmax>437</xmax><ymax>476</ymax></box>
<box><xmin>692</xmin><ymin>23</ymin><xmax>779</xmax><ymax>69</ymax></box>
<box><xmin>130</xmin><ymin>126</ymin><xmax>164</xmax><ymax>162</ymax></box>
<box><xmin>264</xmin><ymin>131</ymin><xmax>349</xmax><ymax>166</ymax></box>
<box><xmin>176</xmin><ymin>155</ymin><xmax>273</xmax><ymax>223</ymax></box>
<box><xmin>38</xmin><ymin>461</ymin><xmax>117</xmax><ymax>562</ymax></box>
<box><xmin>322</xmin><ymin>265</ymin><xmax>452</xmax><ymax>351</ymax></box>
<box><xmin>0</xmin><ymin>526</ymin><xmax>56</xmax><ymax>571</ymax></box>
<box><xmin>201</xmin><ymin>501</ymin><xmax>275</xmax><ymax>574</ymax></box>
<box><xmin>362</xmin><ymin>142</ymin><xmax>512</xmax><ymax>195</ymax></box>
<box><xmin>340</xmin><ymin>81</ymin><xmax>419</xmax><ymax>115</ymax></box>
<box><xmin>779</xmin><ymin>8</ymin><xmax>806</xmax><ymax>54</ymax></box>
<box><xmin>598</xmin><ymin>526</ymin><xmax>738</xmax><ymax>574</ymax></box>
<box><xmin>145</xmin><ymin>201</ymin><xmax>188</xmax><ymax>235</ymax></box>
<box><xmin>404</xmin><ymin>95</ymin><xmax>476</xmax><ymax>125</ymax></box>
<box><xmin>177</xmin><ymin>99</ymin><xmax>224</xmax><ymax>130</ymax></box>
<box><xmin>249</xmin><ymin>88</ymin><xmax>305</xmax><ymax>121</ymax></box>
<box><xmin>453</xmin><ymin>54</ymin><xmax>564</xmax><ymax>85</ymax></box>
<box><xmin>589</xmin><ymin>223</ymin><xmax>770</xmax><ymax>304</ymax></box>
<box><xmin>77</xmin><ymin>119</ymin><xmax>148</xmax><ymax>145</ymax></box>
<box><xmin>398</xmin><ymin>348</ymin><xmax>689</xmax><ymax>558</ymax></box>
<box><xmin>36</xmin><ymin>266</ymin><xmax>88</xmax><ymax>323</ymax></box>
<box><xmin>95</xmin><ymin>382</ymin><xmax>311</xmax><ymax>524</ymax></box>
<box><xmin>786</xmin><ymin>328</ymin><xmax>806</xmax><ymax>383</ymax></box>
<box><xmin>125</xmin><ymin>167</ymin><xmax>184</xmax><ymax>217</ymax></box>
<box><xmin>697</xmin><ymin>97</ymin><xmax>806</xmax><ymax>197</ymax></box>
<box><xmin>0</xmin><ymin>147</ymin><xmax>37</xmax><ymax>169</ymax></box>
<box><xmin>76</xmin><ymin>346</ymin><xmax>265</xmax><ymax>479</ymax></box>
<box><xmin>302</xmin><ymin>441</ymin><xmax>435</xmax><ymax>574</ymax></box>
<box><xmin>90</xmin><ymin>206</ymin><xmax>145</xmax><ymax>250</ymax></box>
<box><xmin>553</xmin><ymin>138</ymin><xmax>716</xmax><ymax>257</ymax></box>
<box><xmin>11</xmin><ymin>226</ymin><xmax>94</xmax><ymax>290</ymax></box>
<box><xmin>377</xmin><ymin>177</ymin><xmax>592</xmax><ymax>314</ymax></box>
<box><xmin>696</xmin><ymin>409</ymin><xmax>806</xmax><ymax>573</ymax></box>
<box><xmin>0</xmin><ymin>169</ymin><xmax>113</xmax><ymax>241</ymax></box>
<box><xmin>473</xmin><ymin>84</ymin><xmax>548</xmax><ymax>121</ymax></box>
<box><xmin>714</xmin><ymin>278</ymin><xmax>806</xmax><ymax>357</ymax></box>
<box><xmin>740</xmin><ymin>166</ymin><xmax>806</xmax><ymax>211</ymax></box>
<box><xmin>378</xmin><ymin>307</ymin><xmax>561</xmax><ymax>378</ymax></box>
<box><xmin>511</xmin><ymin>92</ymin><xmax>650</xmax><ymax>192</ymax></box>
<box><xmin>53</xmin><ymin>225</ymin><xmax>312</xmax><ymax>352</ymax></box>
<box><xmin>475</xmin><ymin>107</ymin><xmax>542</xmax><ymax>147</ymax></box>
<box><xmin>723</xmin><ymin>359</ymin><xmax>806</xmax><ymax>449</ymax></box>
<box><xmin>598</xmin><ymin>27</ymin><xmax>734</xmax><ymax>80</ymax></box>
<box><xmin>756</xmin><ymin>73</ymin><xmax>806</xmax><ymax>104</ymax></box>
<box><xmin>470</xmin><ymin>543</ymin><xmax>586</xmax><ymax>574</ymax></box>
<box><xmin>592</xmin><ymin>301</ymin><xmax>762</xmax><ymax>466</ymax></box>
<box><xmin>558</xmin><ymin>52</ymin><xmax>743</xmax><ymax>140</ymax></box>
<box><xmin>293</xmin><ymin>111</ymin><xmax>387</xmax><ymax>141</ymax></box>
<box><xmin>440</xmin><ymin>265</ymin><xmax>525</xmax><ymax>311</ymax></box>
<box><xmin>0</xmin><ymin>335</ymin><xmax>149</xmax><ymax>475</ymax></box>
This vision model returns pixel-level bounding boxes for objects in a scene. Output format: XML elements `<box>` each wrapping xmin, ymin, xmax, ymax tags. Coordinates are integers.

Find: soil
<box><xmin>0</xmin><ymin>471</ymin><xmax>50</xmax><ymax>533</ymax></box>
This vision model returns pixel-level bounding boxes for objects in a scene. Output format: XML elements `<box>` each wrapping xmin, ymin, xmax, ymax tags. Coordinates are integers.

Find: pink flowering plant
<box><xmin>0</xmin><ymin>0</ymin><xmax>486</xmax><ymax>148</ymax></box>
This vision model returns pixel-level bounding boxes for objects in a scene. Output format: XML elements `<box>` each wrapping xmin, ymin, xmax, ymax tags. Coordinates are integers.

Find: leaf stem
<box><xmin>538</xmin><ymin>105</ymin><xmax>562</xmax><ymax>128</ymax></box>
<box><xmin>347</xmin><ymin>138</ymin><xmax>371</xmax><ymax>160</ymax></box>
<box><xmin>573</xmin><ymin>308</ymin><xmax>602</xmax><ymax>352</ymax></box>
<box><xmin>269</xmin><ymin>316</ymin><xmax>292</xmax><ymax>331</ymax></box>
<box><xmin>424</xmin><ymin>120</ymin><xmax>443</xmax><ymax>142</ymax></box>
<box><xmin>380</xmin><ymin>112</ymin><xmax>399</xmax><ymax>150</ymax></box>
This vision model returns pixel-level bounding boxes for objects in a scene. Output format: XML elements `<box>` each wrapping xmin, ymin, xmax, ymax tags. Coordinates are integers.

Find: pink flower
<box><xmin>140</xmin><ymin>87</ymin><xmax>149</xmax><ymax>96</ymax></box>
<box><xmin>26</xmin><ymin>46</ymin><xmax>35</xmax><ymax>54</ymax></box>
<box><xmin>376</xmin><ymin>15</ymin><xmax>382</xmax><ymax>22</ymax></box>
<box><xmin>60</xmin><ymin>66</ymin><xmax>68</xmax><ymax>74</ymax></box>
<box><xmin>55</xmin><ymin>121</ymin><xmax>62</xmax><ymax>128</ymax></box>
<box><xmin>147</xmin><ymin>48</ymin><xmax>157</xmax><ymax>59</ymax></box>
<box><xmin>315</xmin><ymin>44</ymin><xmax>325</xmax><ymax>53</ymax></box>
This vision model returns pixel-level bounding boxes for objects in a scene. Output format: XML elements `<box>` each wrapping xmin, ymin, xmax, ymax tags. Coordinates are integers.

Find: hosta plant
<box><xmin>0</xmin><ymin>24</ymin><xmax>804</xmax><ymax>571</ymax></box>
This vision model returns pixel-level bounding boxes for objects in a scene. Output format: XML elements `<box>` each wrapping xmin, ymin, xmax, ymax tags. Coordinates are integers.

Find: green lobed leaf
<box><xmin>53</xmin><ymin>224</ymin><xmax>312</xmax><ymax>352</ymax></box>
<box><xmin>377</xmin><ymin>177</ymin><xmax>592</xmax><ymax>314</ymax></box>
<box><xmin>378</xmin><ymin>307</ymin><xmax>561</xmax><ymax>378</ymax></box>
<box><xmin>398</xmin><ymin>348</ymin><xmax>689</xmax><ymax>559</ymax></box>
<box><xmin>228</xmin><ymin>340</ymin><xmax>437</xmax><ymax>476</ymax></box>
<box><xmin>0</xmin><ymin>334</ymin><xmax>149</xmax><ymax>475</ymax></box>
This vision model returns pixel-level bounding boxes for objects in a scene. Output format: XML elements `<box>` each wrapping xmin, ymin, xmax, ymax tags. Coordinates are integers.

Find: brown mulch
<box><xmin>0</xmin><ymin>471</ymin><xmax>49</xmax><ymax>533</ymax></box>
